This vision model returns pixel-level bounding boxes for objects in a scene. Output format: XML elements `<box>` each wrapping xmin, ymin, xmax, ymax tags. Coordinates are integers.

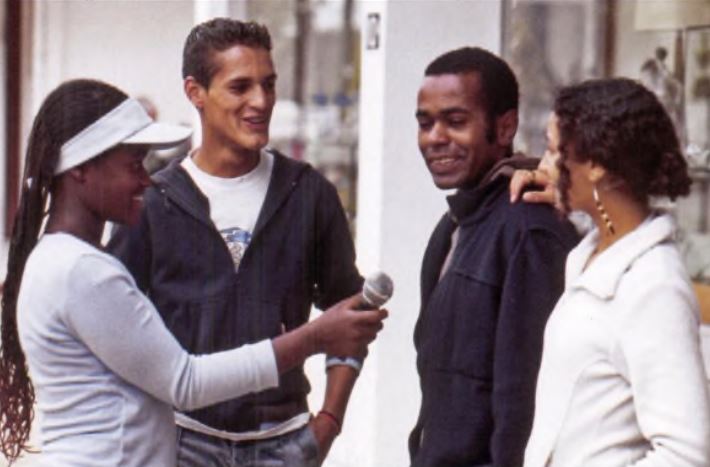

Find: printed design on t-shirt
<box><xmin>220</xmin><ymin>227</ymin><xmax>252</xmax><ymax>271</ymax></box>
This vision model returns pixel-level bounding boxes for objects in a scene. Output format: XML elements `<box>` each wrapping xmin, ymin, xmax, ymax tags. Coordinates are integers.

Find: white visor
<box><xmin>55</xmin><ymin>97</ymin><xmax>192</xmax><ymax>175</ymax></box>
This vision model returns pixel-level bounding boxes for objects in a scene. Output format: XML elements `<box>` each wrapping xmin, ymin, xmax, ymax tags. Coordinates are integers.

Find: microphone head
<box><xmin>362</xmin><ymin>271</ymin><xmax>394</xmax><ymax>308</ymax></box>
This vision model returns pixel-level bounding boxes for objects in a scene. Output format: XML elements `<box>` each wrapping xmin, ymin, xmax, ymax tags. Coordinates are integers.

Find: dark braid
<box><xmin>0</xmin><ymin>79</ymin><xmax>126</xmax><ymax>463</ymax></box>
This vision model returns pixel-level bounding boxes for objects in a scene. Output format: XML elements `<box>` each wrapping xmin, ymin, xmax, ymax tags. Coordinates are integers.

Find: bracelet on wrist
<box><xmin>325</xmin><ymin>356</ymin><xmax>363</xmax><ymax>373</ymax></box>
<box><xmin>317</xmin><ymin>409</ymin><xmax>342</xmax><ymax>434</ymax></box>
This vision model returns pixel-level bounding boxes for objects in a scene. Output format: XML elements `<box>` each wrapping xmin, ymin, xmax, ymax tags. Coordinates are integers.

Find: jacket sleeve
<box><xmin>619</xmin><ymin>278</ymin><xmax>710</xmax><ymax>467</ymax></box>
<box><xmin>491</xmin><ymin>226</ymin><xmax>571</xmax><ymax>467</ymax></box>
<box><xmin>106</xmin><ymin>201</ymin><xmax>153</xmax><ymax>293</ymax></box>
<box><xmin>312</xmin><ymin>178</ymin><xmax>363</xmax><ymax>310</ymax></box>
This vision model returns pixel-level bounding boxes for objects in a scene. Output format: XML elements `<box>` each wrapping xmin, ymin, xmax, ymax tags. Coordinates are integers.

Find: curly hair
<box><xmin>182</xmin><ymin>18</ymin><xmax>272</xmax><ymax>88</ymax></box>
<box><xmin>0</xmin><ymin>79</ymin><xmax>126</xmax><ymax>463</ymax></box>
<box><xmin>425</xmin><ymin>47</ymin><xmax>518</xmax><ymax>143</ymax></box>
<box><xmin>554</xmin><ymin>78</ymin><xmax>691</xmax><ymax>213</ymax></box>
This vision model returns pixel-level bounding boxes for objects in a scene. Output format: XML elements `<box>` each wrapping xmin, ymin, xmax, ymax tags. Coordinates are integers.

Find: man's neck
<box><xmin>192</xmin><ymin>142</ymin><xmax>261</xmax><ymax>178</ymax></box>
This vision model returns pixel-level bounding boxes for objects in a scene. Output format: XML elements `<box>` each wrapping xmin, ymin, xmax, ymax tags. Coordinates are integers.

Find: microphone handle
<box><xmin>354</xmin><ymin>294</ymin><xmax>375</xmax><ymax>310</ymax></box>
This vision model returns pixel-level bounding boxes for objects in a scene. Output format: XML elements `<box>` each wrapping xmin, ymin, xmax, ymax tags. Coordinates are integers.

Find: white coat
<box><xmin>524</xmin><ymin>213</ymin><xmax>710</xmax><ymax>467</ymax></box>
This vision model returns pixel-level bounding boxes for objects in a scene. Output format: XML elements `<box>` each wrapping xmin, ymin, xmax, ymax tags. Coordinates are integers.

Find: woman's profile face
<box><xmin>551</xmin><ymin>113</ymin><xmax>596</xmax><ymax>215</ymax></box>
<box><xmin>541</xmin><ymin>113</ymin><xmax>562</xmax><ymax>184</ymax></box>
<box><xmin>83</xmin><ymin>145</ymin><xmax>151</xmax><ymax>226</ymax></box>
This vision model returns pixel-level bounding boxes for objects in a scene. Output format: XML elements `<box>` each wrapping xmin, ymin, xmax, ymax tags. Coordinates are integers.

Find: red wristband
<box><xmin>317</xmin><ymin>409</ymin><xmax>342</xmax><ymax>434</ymax></box>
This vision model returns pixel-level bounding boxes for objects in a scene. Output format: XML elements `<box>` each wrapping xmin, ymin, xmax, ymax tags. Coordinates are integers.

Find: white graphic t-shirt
<box><xmin>181</xmin><ymin>149</ymin><xmax>273</xmax><ymax>270</ymax></box>
<box><xmin>180</xmin><ymin>149</ymin><xmax>312</xmax><ymax>440</ymax></box>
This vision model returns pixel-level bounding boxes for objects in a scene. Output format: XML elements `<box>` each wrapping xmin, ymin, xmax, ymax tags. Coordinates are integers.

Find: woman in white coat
<box><xmin>512</xmin><ymin>78</ymin><xmax>710</xmax><ymax>467</ymax></box>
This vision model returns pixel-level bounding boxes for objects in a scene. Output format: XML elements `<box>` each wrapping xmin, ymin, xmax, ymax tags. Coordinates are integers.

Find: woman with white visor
<box><xmin>0</xmin><ymin>79</ymin><xmax>386</xmax><ymax>466</ymax></box>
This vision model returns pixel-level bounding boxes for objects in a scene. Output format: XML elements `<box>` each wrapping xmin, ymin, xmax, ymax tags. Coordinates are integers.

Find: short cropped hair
<box><xmin>425</xmin><ymin>47</ymin><xmax>519</xmax><ymax>142</ymax></box>
<box><xmin>182</xmin><ymin>18</ymin><xmax>272</xmax><ymax>88</ymax></box>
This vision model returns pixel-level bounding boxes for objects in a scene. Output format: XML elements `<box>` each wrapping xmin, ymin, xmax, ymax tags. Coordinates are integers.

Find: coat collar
<box><xmin>445</xmin><ymin>153</ymin><xmax>537</xmax><ymax>224</ymax></box>
<box><xmin>566</xmin><ymin>212</ymin><xmax>677</xmax><ymax>299</ymax></box>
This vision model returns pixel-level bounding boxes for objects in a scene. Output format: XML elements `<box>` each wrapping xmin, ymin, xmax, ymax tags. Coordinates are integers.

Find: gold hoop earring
<box><xmin>593</xmin><ymin>185</ymin><xmax>615</xmax><ymax>235</ymax></box>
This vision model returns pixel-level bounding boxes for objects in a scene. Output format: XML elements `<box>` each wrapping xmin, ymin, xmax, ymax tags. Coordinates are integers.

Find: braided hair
<box><xmin>0</xmin><ymin>79</ymin><xmax>126</xmax><ymax>463</ymax></box>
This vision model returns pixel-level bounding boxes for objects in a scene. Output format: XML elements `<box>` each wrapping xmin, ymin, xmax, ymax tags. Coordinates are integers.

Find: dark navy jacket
<box><xmin>108</xmin><ymin>150</ymin><xmax>362</xmax><ymax>432</ymax></box>
<box><xmin>409</xmin><ymin>172</ymin><xmax>579</xmax><ymax>467</ymax></box>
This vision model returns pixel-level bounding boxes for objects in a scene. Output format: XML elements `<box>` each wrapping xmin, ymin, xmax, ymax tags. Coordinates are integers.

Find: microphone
<box><xmin>325</xmin><ymin>271</ymin><xmax>394</xmax><ymax>372</ymax></box>
<box><xmin>358</xmin><ymin>271</ymin><xmax>394</xmax><ymax>309</ymax></box>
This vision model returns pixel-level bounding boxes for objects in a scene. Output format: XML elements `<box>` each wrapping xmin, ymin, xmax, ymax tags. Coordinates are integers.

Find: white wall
<box><xmin>0</xmin><ymin>0</ymin><xmax>195</xmax><ymax>281</ymax></box>
<box><xmin>30</xmin><ymin>0</ymin><xmax>194</xmax><ymax>128</ymax></box>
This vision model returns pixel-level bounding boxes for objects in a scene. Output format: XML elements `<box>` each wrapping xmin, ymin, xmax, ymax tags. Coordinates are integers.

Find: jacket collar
<box><xmin>252</xmin><ymin>150</ymin><xmax>309</xmax><ymax>238</ymax></box>
<box><xmin>153</xmin><ymin>154</ymin><xmax>212</xmax><ymax>227</ymax></box>
<box><xmin>446</xmin><ymin>153</ymin><xmax>537</xmax><ymax>224</ymax></box>
<box><xmin>566</xmin><ymin>212</ymin><xmax>677</xmax><ymax>299</ymax></box>
<box><xmin>153</xmin><ymin>148</ymin><xmax>309</xmax><ymax>236</ymax></box>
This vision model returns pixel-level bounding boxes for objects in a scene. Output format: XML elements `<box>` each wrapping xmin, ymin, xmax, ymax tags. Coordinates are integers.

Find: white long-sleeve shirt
<box><xmin>525</xmin><ymin>214</ymin><xmax>710</xmax><ymax>467</ymax></box>
<box><xmin>17</xmin><ymin>233</ymin><xmax>279</xmax><ymax>466</ymax></box>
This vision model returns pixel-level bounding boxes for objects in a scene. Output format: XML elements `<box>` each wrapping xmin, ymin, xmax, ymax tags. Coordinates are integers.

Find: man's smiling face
<box><xmin>416</xmin><ymin>72</ymin><xmax>502</xmax><ymax>190</ymax></box>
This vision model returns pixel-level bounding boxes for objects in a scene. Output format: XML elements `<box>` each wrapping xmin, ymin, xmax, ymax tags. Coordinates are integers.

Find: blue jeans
<box><xmin>176</xmin><ymin>425</ymin><xmax>320</xmax><ymax>467</ymax></box>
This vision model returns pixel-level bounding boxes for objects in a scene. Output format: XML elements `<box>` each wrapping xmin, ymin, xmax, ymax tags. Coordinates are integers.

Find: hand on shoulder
<box><xmin>509</xmin><ymin>168</ymin><xmax>557</xmax><ymax>206</ymax></box>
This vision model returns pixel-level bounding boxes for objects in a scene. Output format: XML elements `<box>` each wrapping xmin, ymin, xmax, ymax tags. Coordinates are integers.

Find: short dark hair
<box><xmin>555</xmin><ymin>78</ymin><xmax>691</xmax><ymax>211</ymax></box>
<box><xmin>425</xmin><ymin>46</ymin><xmax>519</xmax><ymax>142</ymax></box>
<box><xmin>182</xmin><ymin>18</ymin><xmax>272</xmax><ymax>88</ymax></box>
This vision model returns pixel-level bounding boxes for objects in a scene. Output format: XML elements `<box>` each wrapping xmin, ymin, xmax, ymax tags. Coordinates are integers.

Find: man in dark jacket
<box><xmin>409</xmin><ymin>47</ymin><xmax>579</xmax><ymax>467</ymax></box>
<box><xmin>109</xmin><ymin>18</ymin><xmax>365</xmax><ymax>467</ymax></box>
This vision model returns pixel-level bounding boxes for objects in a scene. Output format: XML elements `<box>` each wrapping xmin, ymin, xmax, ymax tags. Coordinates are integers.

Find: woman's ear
<box><xmin>587</xmin><ymin>163</ymin><xmax>607</xmax><ymax>184</ymax></box>
<box><xmin>67</xmin><ymin>165</ymin><xmax>88</xmax><ymax>183</ymax></box>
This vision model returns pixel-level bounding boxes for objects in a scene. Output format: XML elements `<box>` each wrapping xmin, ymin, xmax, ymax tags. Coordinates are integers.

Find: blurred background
<box><xmin>2</xmin><ymin>1</ymin><xmax>709</xmax><ymax>466</ymax></box>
